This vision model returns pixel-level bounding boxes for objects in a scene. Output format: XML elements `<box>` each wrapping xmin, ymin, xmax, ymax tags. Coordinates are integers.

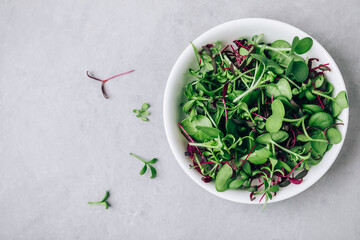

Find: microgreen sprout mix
<box><xmin>179</xmin><ymin>34</ymin><xmax>348</xmax><ymax>207</ymax></box>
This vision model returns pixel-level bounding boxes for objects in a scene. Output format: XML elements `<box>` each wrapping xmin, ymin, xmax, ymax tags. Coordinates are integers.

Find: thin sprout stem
<box><xmin>103</xmin><ymin>70</ymin><xmax>135</xmax><ymax>82</ymax></box>
<box><xmin>258</xmin><ymin>45</ymin><xmax>291</xmax><ymax>52</ymax></box>
<box><xmin>251</xmin><ymin>62</ymin><xmax>259</xmax><ymax>88</ymax></box>
<box><xmin>130</xmin><ymin>153</ymin><xmax>146</xmax><ymax>163</ymax></box>
<box><xmin>283</xmin><ymin>115</ymin><xmax>307</xmax><ymax>123</ymax></box>
<box><xmin>231</xmin><ymin>68</ymin><xmax>256</xmax><ymax>83</ymax></box>
<box><xmin>270</xmin><ymin>140</ymin><xmax>303</xmax><ymax>159</ymax></box>
<box><xmin>312</xmin><ymin>90</ymin><xmax>335</xmax><ymax>101</ymax></box>
<box><xmin>253</xmin><ymin>64</ymin><xmax>266</xmax><ymax>87</ymax></box>
<box><xmin>286</xmin><ymin>159</ymin><xmax>304</xmax><ymax>177</ymax></box>
<box><xmin>281</xmin><ymin>75</ymin><xmax>301</xmax><ymax>89</ymax></box>
<box><xmin>203</xmin><ymin>107</ymin><xmax>217</xmax><ymax>127</ymax></box>
<box><xmin>301</xmin><ymin>119</ymin><xmax>311</xmax><ymax>139</ymax></box>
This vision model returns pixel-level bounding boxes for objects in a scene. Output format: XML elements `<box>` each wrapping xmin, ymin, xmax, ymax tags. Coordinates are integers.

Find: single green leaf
<box><xmin>332</xmin><ymin>91</ymin><xmax>348</xmax><ymax>117</ymax></box>
<box><xmin>149</xmin><ymin>165</ymin><xmax>157</xmax><ymax>178</ymax></box>
<box><xmin>305</xmin><ymin>90</ymin><xmax>317</xmax><ymax>101</ymax></box>
<box><xmin>215</xmin><ymin>164</ymin><xmax>233</xmax><ymax>192</ymax></box>
<box><xmin>255</xmin><ymin>133</ymin><xmax>271</xmax><ymax>144</ymax></box>
<box><xmin>277</xmin><ymin>96</ymin><xmax>296</xmax><ymax>110</ymax></box>
<box><xmin>297</xmin><ymin>134</ymin><xmax>311</xmax><ymax>142</ymax></box>
<box><xmin>291</xmin><ymin>36</ymin><xmax>300</xmax><ymax>54</ymax></box>
<box><xmin>239</xmin><ymin>170</ymin><xmax>249</xmax><ymax>180</ymax></box>
<box><xmin>309</xmin><ymin>112</ymin><xmax>333</xmax><ymax>130</ymax></box>
<box><xmin>269</xmin><ymin>157</ymin><xmax>278</xmax><ymax>168</ymax></box>
<box><xmin>141</xmin><ymin>103</ymin><xmax>150</xmax><ymax>111</ymax></box>
<box><xmin>247</xmin><ymin>148</ymin><xmax>272</xmax><ymax>165</ymax></box>
<box><xmin>182</xmin><ymin>100</ymin><xmax>196</xmax><ymax>112</ymax></box>
<box><xmin>180</xmin><ymin>115</ymin><xmax>213</xmax><ymax>141</ymax></box>
<box><xmin>295</xmin><ymin>169</ymin><xmax>308</xmax><ymax>179</ymax></box>
<box><xmin>226</xmin><ymin>119</ymin><xmax>240</xmax><ymax>139</ymax></box>
<box><xmin>266</xmin><ymin>115</ymin><xmax>283</xmax><ymax>133</ymax></box>
<box><xmin>229</xmin><ymin>179</ymin><xmax>245</xmax><ymax>189</ymax></box>
<box><xmin>239</xmin><ymin>47</ymin><xmax>249</xmax><ymax>56</ymax></box>
<box><xmin>294</xmin><ymin>37</ymin><xmax>313</xmax><ymax>54</ymax></box>
<box><xmin>302</xmin><ymin>104</ymin><xmax>324</xmax><ymax>113</ymax></box>
<box><xmin>291</xmin><ymin>61</ymin><xmax>309</xmax><ymax>82</ymax></box>
<box><xmin>140</xmin><ymin>116</ymin><xmax>149</xmax><ymax>121</ymax></box>
<box><xmin>251</xmin><ymin>54</ymin><xmax>284</xmax><ymax>74</ymax></box>
<box><xmin>268</xmin><ymin>40</ymin><xmax>291</xmax><ymax>60</ymax></box>
<box><xmin>326</xmin><ymin>128</ymin><xmax>342</xmax><ymax>144</ymax></box>
<box><xmin>311</xmin><ymin>130</ymin><xmax>328</xmax><ymax>155</ymax></box>
<box><xmin>265</xmin><ymin>78</ymin><xmax>292</xmax><ymax>100</ymax></box>
<box><xmin>275</xmin><ymin>161</ymin><xmax>292</xmax><ymax>173</ymax></box>
<box><xmin>147</xmin><ymin>158</ymin><xmax>158</xmax><ymax>164</ymax></box>
<box><xmin>270</xmin><ymin>131</ymin><xmax>289</xmax><ymax>143</ymax></box>
<box><xmin>285</xmin><ymin>58</ymin><xmax>294</xmax><ymax>77</ymax></box>
<box><xmin>272</xmin><ymin>99</ymin><xmax>285</xmax><ymax>117</ymax></box>
<box><xmin>140</xmin><ymin>165</ymin><xmax>147</xmax><ymax>175</ymax></box>
<box><xmin>269</xmin><ymin>184</ymin><xmax>280</xmax><ymax>193</ymax></box>
<box><xmin>239</xmin><ymin>102</ymin><xmax>249</xmax><ymax>112</ymax></box>
<box><xmin>279</xmin><ymin>179</ymin><xmax>291</xmax><ymax>187</ymax></box>
<box><xmin>242</xmin><ymin>161</ymin><xmax>252</xmax><ymax>175</ymax></box>
<box><xmin>256</xmin><ymin>131</ymin><xmax>289</xmax><ymax>144</ymax></box>
<box><xmin>196</xmin><ymin>126</ymin><xmax>224</xmax><ymax>139</ymax></box>
<box><xmin>314</xmin><ymin>75</ymin><xmax>325</xmax><ymax>88</ymax></box>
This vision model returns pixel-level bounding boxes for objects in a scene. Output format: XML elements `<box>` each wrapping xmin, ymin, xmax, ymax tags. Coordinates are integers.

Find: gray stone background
<box><xmin>0</xmin><ymin>0</ymin><xmax>359</xmax><ymax>239</ymax></box>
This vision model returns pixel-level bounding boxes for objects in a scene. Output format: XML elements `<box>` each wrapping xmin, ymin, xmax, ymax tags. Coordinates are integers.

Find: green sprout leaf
<box><xmin>269</xmin><ymin>184</ymin><xmax>279</xmax><ymax>193</ymax></box>
<box><xmin>133</xmin><ymin>103</ymin><xmax>150</xmax><ymax>121</ymax></box>
<box><xmin>271</xmin><ymin>99</ymin><xmax>285</xmax><ymax>118</ymax></box>
<box><xmin>266</xmin><ymin>115</ymin><xmax>283</xmax><ymax>133</ymax></box>
<box><xmin>88</xmin><ymin>190</ymin><xmax>110</xmax><ymax>210</ymax></box>
<box><xmin>326</xmin><ymin>128</ymin><xmax>342</xmax><ymax>144</ymax></box>
<box><xmin>149</xmin><ymin>165</ymin><xmax>157</xmax><ymax>178</ymax></box>
<box><xmin>291</xmin><ymin>61</ymin><xmax>309</xmax><ymax>82</ymax></box>
<box><xmin>308</xmin><ymin>112</ymin><xmax>333</xmax><ymax>130</ymax></box>
<box><xmin>331</xmin><ymin>91</ymin><xmax>348</xmax><ymax>117</ymax></box>
<box><xmin>265</xmin><ymin>78</ymin><xmax>292</xmax><ymax>101</ymax></box>
<box><xmin>256</xmin><ymin>131</ymin><xmax>289</xmax><ymax>144</ymax></box>
<box><xmin>239</xmin><ymin>47</ymin><xmax>250</xmax><ymax>56</ymax></box>
<box><xmin>290</xmin><ymin>36</ymin><xmax>300</xmax><ymax>54</ymax></box>
<box><xmin>302</xmin><ymin>104</ymin><xmax>324</xmax><ymax>113</ymax></box>
<box><xmin>141</xmin><ymin>103</ymin><xmax>150</xmax><ymax>111</ymax></box>
<box><xmin>229</xmin><ymin>179</ymin><xmax>245</xmax><ymax>189</ymax></box>
<box><xmin>294</xmin><ymin>37</ymin><xmax>313</xmax><ymax>54</ymax></box>
<box><xmin>180</xmin><ymin>115</ymin><xmax>213</xmax><ymax>141</ymax></box>
<box><xmin>140</xmin><ymin>165</ymin><xmax>147</xmax><ymax>175</ymax></box>
<box><xmin>251</xmin><ymin>54</ymin><xmax>284</xmax><ymax>74</ymax></box>
<box><xmin>215</xmin><ymin>164</ymin><xmax>233</xmax><ymax>192</ymax></box>
<box><xmin>247</xmin><ymin>148</ymin><xmax>272</xmax><ymax>165</ymax></box>
<box><xmin>130</xmin><ymin>153</ymin><xmax>158</xmax><ymax>179</ymax></box>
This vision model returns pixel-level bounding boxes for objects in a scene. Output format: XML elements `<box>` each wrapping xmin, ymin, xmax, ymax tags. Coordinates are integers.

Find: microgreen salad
<box><xmin>178</xmin><ymin>34</ymin><xmax>348</xmax><ymax>205</ymax></box>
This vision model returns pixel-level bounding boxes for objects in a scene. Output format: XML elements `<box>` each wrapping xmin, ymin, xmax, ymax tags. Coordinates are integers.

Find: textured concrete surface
<box><xmin>0</xmin><ymin>0</ymin><xmax>359</xmax><ymax>239</ymax></box>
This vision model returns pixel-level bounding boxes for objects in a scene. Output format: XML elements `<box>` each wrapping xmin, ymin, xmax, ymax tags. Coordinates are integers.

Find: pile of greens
<box><xmin>178</xmin><ymin>34</ymin><xmax>348</xmax><ymax>205</ymax></box>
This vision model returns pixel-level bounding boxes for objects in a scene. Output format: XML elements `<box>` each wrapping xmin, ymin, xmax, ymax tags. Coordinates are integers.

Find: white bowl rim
<box><xmin>163</xmin><ymin>18</ymin><xmax>349</xmax><ymax>204</ymax></box>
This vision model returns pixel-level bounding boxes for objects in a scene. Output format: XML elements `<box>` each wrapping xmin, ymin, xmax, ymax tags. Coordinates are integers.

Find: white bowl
<box><xmin>163</xmin><ymin>18</ymin><xmax>349</xmax><ymax>203</ymax></box>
